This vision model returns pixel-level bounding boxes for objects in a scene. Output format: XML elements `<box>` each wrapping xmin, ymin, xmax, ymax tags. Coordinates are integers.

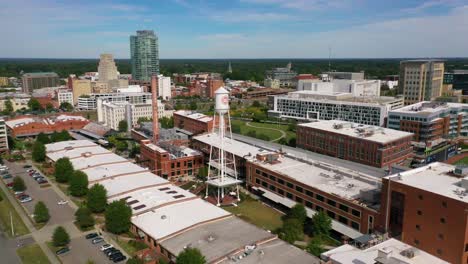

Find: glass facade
<box><xmin>130</xmin><ymin>30</ymin><xmax>159</xmax><ymax>81</ymax></box>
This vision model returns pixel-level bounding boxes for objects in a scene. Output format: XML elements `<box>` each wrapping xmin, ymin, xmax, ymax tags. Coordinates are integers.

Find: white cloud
<box><xmin>199</xmin><ymin>34</ymin><xmax>247</xmax><ymax>41</ymax></box>
<box><xmin>212</xmin><ymin>11</ymin><xmax>294</xmax><ymax>22</ymax></box>
<box><xmin>240</xmin><ymin>0</ymin><xmax>351</xmax><ymax>11</ymax></box>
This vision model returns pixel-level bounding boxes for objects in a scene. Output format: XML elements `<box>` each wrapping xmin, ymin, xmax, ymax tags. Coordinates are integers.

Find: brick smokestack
<box><xmin>151</xmin><ymin>74</ymin><xmax>159</xmax><ymax>143</ymax></box>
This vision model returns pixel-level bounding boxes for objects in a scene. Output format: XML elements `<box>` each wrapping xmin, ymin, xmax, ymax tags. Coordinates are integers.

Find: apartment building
<box><xmin>130</xmin><ymin>30</ymin><xmax>159</xmax><ymax>81</ymax></box>
<box><xmin>380</xmin><ymin>162</ymin><xmax>468</xmax><ymax>264</ymax></box>
<box><xmin>21</xmin><ymin>72</ymin><xmax>60</xmax><ymax>93</ymax></box>
<box><xmin>296</xmin><ymin>120</ymin><xmax>413</xmax><ymax>168</ymax></box>
<box><xmin>0</xmin><ymin>118</ymin><xmax>9</xmax><ymax>153</ymax></box>
<box><xmin>57</xmin><ymin>89</ymin><xmax>73</xmax><ymax>106</ymax></box>
<box><xmin>173</xmin><ymin>110</ymin><xmax>214</xmax><ymax>135</ymax></box>
<box><xmin>399</xmin><ymin>60</ymin><xmax>444</xmax><ymax>105</ymax></box>
<box><xmin>269</xmin><ymin>91</ymin><xmax>404</xmax><ymax>126</ymax></box>
<box><xmin>77</xmin><ymin>92</ymin><xmax>152</xmax><ymax>110</ymax></box>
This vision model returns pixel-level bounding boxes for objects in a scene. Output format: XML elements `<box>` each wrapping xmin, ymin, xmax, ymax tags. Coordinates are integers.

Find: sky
<box><xmin>0</xmin><ymin>0</ymin><xmax>467</xmax><ymax>59</ymax></box>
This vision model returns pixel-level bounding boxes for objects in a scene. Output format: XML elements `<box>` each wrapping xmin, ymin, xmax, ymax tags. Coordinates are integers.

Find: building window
<box><xmin>278</xmin><ymin>189</ymin><xmax>284</xmax><ymax>195</ymax></box>
<box><xmin>351</xmin><ymin>209</ymin><xmax>361</xmax><ymax>218</ymax></box>
<box><xmin>414</xmin><ymin>239</ymin><xmax>420</xmax><ymax>245</ymax></box>
<box><xmin>440</xmin><ymin>217</ymin><xmax>446</xmax><ymax>224</ymax></box>
<box><xmin>316</xmin><ymin>194</ymin><xmax>324</xmax><ymax>202</ymax></box>
<box><xmin>327</xmin><ymin>199</ymin><xmax>336</xmax><ymax>207</ymax></box>
<box><xmin>339</xmin><ymin>204</ymin><xmax>349</xmax><ymax>212</ymax></box>
<box><xmin>338</xmin><ymin>216</ymin><xmax>348</xmax><ymax>224</ymax></box>
<box><xmin>269</xmin><ymin>185</ymin><xmax>276</xmax><ymax>192</ymax></box>
<box><xmin>305</xmin><ymin>201</ymin><xmax>313</xmax><ymax>208</ymax></box>
<box><xmin>436</xmin><ymin>249</ymin><xmax>442</xmax><ymax>255</ymax></box>
<box><xmin>418</xmin><ymin>194</ymin><xmax>423</xmax><ymax>200</ymax></box>
<box><xmin>442</xmin><ymin>201</ymin><xmax>447</xmax><ymax>208</ymax></box>
<box><xmin>417</xmin><ymin>210</ymin><xmax>422</xmax><ymax>216</ymax></box>
<box><xmin>286</xmin><ymin>192</ymin><xmax>293</xmax><ymax>199</ymax></box>
<box><xmin>269</xmin><ymin>175</ymin><xmax>276</xmax><ymax>182</ymax></box>
<box><xmin>416</xmin><ymin>224</ymin><xmax>420</xmax><ymax>230</ymax></box>
<box><xmin>278</xmin><ymin>179</ymin><xmax>285</xmax><ymax>185</ymax></box>
<box><xmin>306</xmin><ymin>190</ymin><xmax>314</xmax><ymax>197</ymax></box>
<box><xmin>296</xmin><ymin>197</ymin><xmax>303</xmax><ymax>203</ymax></box>
<box><xmin>295</xmin><ymin>186</ymin><xmax>303</xmax><ymax>193</ymax></box>
<box><xmin>316</xmin><ymin>205</ymin><xmax>323</xmax><ymax>212</ymax></box>
<box><xmin>261</xmin><ymin>181</ymin><xmax>267</xmax><ymax>187</ymax></box>
<box><xmin>286</xmin><ymin>182</ymin><xmax>294</xmax><ymax>189</ymax></box>
<box><xmin>351</xmin><ymin>221</ymin><xmax>359</xmax><ymax>231</ymax></box>
<box><xmin>438</xmin><ymin>233</ymin><xmax>444</xmax><ymax>240</ymax></box>
<box><xmin>327</xmin><ymin>211</ymin><xmax>335</xmax><ymax>219</ymax></box>
<box><xmin>255</xmin><ymin>178</ymin><xmax>260</xmax><ymax>184</ymax></box>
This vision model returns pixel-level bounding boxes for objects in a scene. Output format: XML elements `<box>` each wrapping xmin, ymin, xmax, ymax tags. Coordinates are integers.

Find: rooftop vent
<box><xmin>400</xmin><ymin>248</ymin><xmax>416</xmax><ymax>259</ymax></box>
<box><xmin>207</xmin><ymin>235</ymin><xmax>216</xmax><ymax>242</ymax></box>
<box><xmin>161</xmin><ymin>215</ymin><xmax>167</xmax><ymax>220</ymax></box>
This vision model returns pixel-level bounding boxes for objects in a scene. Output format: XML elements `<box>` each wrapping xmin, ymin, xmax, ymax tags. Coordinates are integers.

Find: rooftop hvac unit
<box><xmin>400</xmin><ymin>248</ymin><xmax>416</xmax><ymax>259</ymax></box>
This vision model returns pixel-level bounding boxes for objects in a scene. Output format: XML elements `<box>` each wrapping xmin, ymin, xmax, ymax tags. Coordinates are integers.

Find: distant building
<box><xmin>72</xmin><ymin>79</ymin><xmax>92</xmax><ymax>104</ymax></box>
<box><xmin>451</xmin><ymin>70</ymin><xmax>468</xmax><ymax>95</ymax></box>
<box><xmin>21</xmin><ymin>72</ymin><xmax>60</xmax><ymax>93</ymax></box>
<box><xmin>205</xmin><ymin>79</ymin><xmax>223</xmax><ymax>98</ymax></box>
<box><xmin>98</xmin><ymin>54</ymin><xmax>118</xmax><ymax>83</ymax></box>
<box><xmin>130</xmin><ymin>30</ymin><xmax>159</xmax><ymax>81</ymax></box>
<box><xmin>380</xmin><ymin>162</ymin><xmax>468</xmax><ymax>264</ymax></box>
<box><xmin>57</xmin><ymin>89</ymin><xmax>73</xmax><ymax>106</ymax></box>
<box><xmin>77</xmin><ymin>92</ymin><xmax>152</xmax><ymax>110</ymax></box>
<box><xmin>322</xmin><ymin>238</ymin><xmax>449</xmax><ymax>264</ymax></box>
<box><xmin>157</xmin><ymin>75</ymin><xmax>172</xmax><ymax>100</ymax></box>
<box><xmin>240</xmin><ymin>87</ymin><xmax>289</xmax><ymax>100</ymax></box>
<box><xmin>91</xmin><ymin>81</ymin><xmax>112</xmax><ymax>94</ymax></box>
<box><xmin>0</xmin><ymin>93</ymin><xmax>31</xmax><ymax>112</ymax></box>
<box><xmin>296</xmin><ymin>120</ymin><xmax>413</xmax><ymax>168</ymax></box>
<box><xmin>0</xmin><ymin>118</ymin><xmax>9</xmax><ymax>153</ymax></box>
<box><xmin>173</xmin><ymin>110</ymin><xmax>214</xmax><ymax>136</ymax></box>
<box><xmin>0</xmin><ymin>77</ymin><xmax>9</xmax><ymax>86</ymax></box>
<box><xmin>265</xmin><ymin>63</ymin><xmax>297</xmax><ymax>87</ymax></box>
<box><xmin>324</xmin><ymin>71</ymin><xmax>365</xmax><ymax>81</ymax></box>
<box><xmin>6</xmin><ymin>114</ymin><xmax>89</xmax><ymax>137</ymax></box>
<box><xmin>399</xmin><ymin>60</ymin><xmax>444</xmax><ymax>105</ymax></box>
<box><xmin>264</xmin><ymin>78</ymin><xmax>280</xmax><ymax>89</ymax></box>
<box><xmin>269</xmin><ymin>91</ymin><xmax>403</xmax><ymax>126</ymax></box>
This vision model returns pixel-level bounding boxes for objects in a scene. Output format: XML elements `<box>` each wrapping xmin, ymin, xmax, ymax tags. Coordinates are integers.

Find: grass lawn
<box><xmin>16</xmin><ymin>244</ymin><xmax>51</xmax><ymax>264</ymax></box>
<box><xmin>0</xmin><ymin>186</ymin><xmax>30</xmax><ymax>237</ymax></box>
<box><xmin>455</xmin><ymin>156</ymin><xmax>468</xmax><ymax>165</ymax></box>
<box><xmin>115</xmin><ymin>239</ymin><xmax>148</xmax><ymax>256</ymax></box>
<box><xmin>223</xmin><ymin>196</ymin><xmax>283</xmax><ymax>231</ymax></box>
<box><xmin>231</xmin><ymin>120</ymin><xmax>285</xmax><ymax>141</ymax></box>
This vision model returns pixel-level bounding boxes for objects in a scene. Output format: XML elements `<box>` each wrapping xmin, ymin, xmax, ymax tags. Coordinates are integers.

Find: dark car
<box><xmin>107</xmin><ymin>249</ymin><xmax>121</xmax><ymax>257</ymax></box>
<box><xmin>92</xmin><ymin>237</ymin><xmax>104</xmax><ymax>244</ymax></box>
<box><xmin>103</xmin><ymin>247</ymin><xmax>117</xmax><ymax>255</ymax></box>
<box><xmin>23</xmin><ymin>165</ymin><xmax>32</xmax><ymax>168</ymax></box>
<box><xmin>109</xmin><ymin>252</ymin><xmax>123</xmax><ymax>260</ymax></box>
<box><xmin>56</xmin><ymin>247</ymin><xmax>70</xmax><ymax>255</ymax></box>
<box><xmin>85</xmin><ymin>233</ymin><xmax>99</xmax><ymax>239</ymax></box>
<box><xmin>37</xmin><ymin>178</ymin><xmax>48</xmax><ymax>184</ymax></box>
<box><xmin>2</xmin><ymin>174</ymin><xmax>12</xmax><ymax>179</ymax></box>
<box><xmin>112</xmin><ymin>255</ymin><xmax>126</xmax><ymax>263</ymax></box>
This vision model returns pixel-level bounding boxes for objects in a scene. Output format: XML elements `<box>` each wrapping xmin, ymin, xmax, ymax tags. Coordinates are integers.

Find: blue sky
<box><xmin>1</xmin><ymin>0</ymin><xmax>467</xmax><ymax>58</ymax></box>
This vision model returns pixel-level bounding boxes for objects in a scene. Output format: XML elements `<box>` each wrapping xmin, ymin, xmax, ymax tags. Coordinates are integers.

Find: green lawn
<box><xmin>231</xmin><ymin>120</ymin><xmax>296</xmax><ymax>142</ymax></box>
<box><xmin>223</xmin><ymin>196</ymin><xmax>283</xmax><ymax>231</ymax></box>
<box><xmin>455</xmin><ymin>156</ymin><xmax>468</xmax><ymax>165</ymax></box>
<box><xmin>115</xmin><ymin>239</ymin><xmax>148</xmax><ymax>256</ymax></box>
<box><xmin>16</xmin><ymin>244</ymin><xmax>51</xmax><ymax>264</ymax></box>
<box><xmin>0</xmin><ymin>186</ymin><xmax>30</xmax><ymax>237</ymax></box>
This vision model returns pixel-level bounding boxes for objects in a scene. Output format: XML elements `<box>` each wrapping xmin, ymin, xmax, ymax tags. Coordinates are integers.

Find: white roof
<box><xmin>299</xmin><ymin>120</ymin><xmax>413</xmax><ymax>144</ymax></box>
<box><xmin>390</xmin><ymin>101</ymin><xmax>467</xmax><ymax>115</ymax></box>
<box><xmin>132</xmin><ymin>199</ymin><xmax>231</xmax><ymax>240</ymax></box>
<box><xmin>47</xmin><ymin>145</ymin><xmax>110</xmax><ymax>162</ymax></box>
<box><xmin>109</xmin><ymin>185</ymin><xmax>196</xmax><ymax>214</ymax></box>
<box><xmin>46</xmin><ymin>140</ymin><xmax>97</xmax><ymax>152</ymax></box>
<box><xmin>95</xmin><ymin>172</ymin><xmax>169</xmax><ymax>197</ymax></box>
<box><xmin>49</xmin><ymin>114</ymin><xmax>87</xmax><ymax>123</ymax></box>
<box><xmin>6</xmin><ymin>117</ymin><xmax>44</xmax><ymax>128</ymax></box>
<box><xmin>82</xmin><ymin>162</ymin><xmax>149</xmax><ymax>182</ymax></box>
<box><xmin>386</xmin><ymin>162</ymin><xmax>468</xmax><ymax>202</ymax></box>
<box><xmin>174</xmin><ymin>110</ymin><xmax>213</xmax><ymax>122</ymax></box>
<box><xmin>323</xmin><ymin>238</ymin><xmax>449</xmax><ymax>264</ymax></box>
<box><xmin>194</xmin><ymin>133</ymin><xmax>267</xmax><ymax>158</ymax></box>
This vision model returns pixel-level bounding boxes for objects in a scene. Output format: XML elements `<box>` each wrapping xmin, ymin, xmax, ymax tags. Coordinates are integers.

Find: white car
<box><xmin>20</xmin><ymin>197</ymin><xmax>32</xmax><ymax>203</ymax></box>
<box><xmin>57</xmin><ymin>200</ymin><xmax>68</xmax><ymax>205</ymax></box>
<box><xmin>100</xmin><ymin>244</ymin><xmax>113</xmax><ymax>251</ymax></box>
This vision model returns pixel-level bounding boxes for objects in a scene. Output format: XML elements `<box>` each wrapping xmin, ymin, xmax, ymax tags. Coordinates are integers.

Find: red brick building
<box><xmin>6</xmin><ymin>114</ymin><xmax>90</xmax><ymax>137</ymax></box>
<box><xmin>296</xmin><ymin>120</ymin><xmax>414</xmax><ymax>168</ymax></box>
<box><xmin>379</xmin><ymin>162</ymin><xmax>468</xmax><ymax>264</ymax></box>
<box><xmin>139</xmin><ymin>139</ymin><xmax>204</xmax><ymax>181</ymax></box>
<box><xmin>173</xmin><ymin>110</ymin><xmax>214</xmax><ymax>135</ymax></box>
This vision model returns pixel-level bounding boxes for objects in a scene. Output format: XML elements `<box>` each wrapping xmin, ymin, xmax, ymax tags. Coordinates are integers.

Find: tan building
<box><xmin>264</xmin><ymin>78</ymin><xmax>280</xmax><ymax>89</ymax></box>
<box><xmin>91</xmin><ymin>81</ymin><xmax>112</xmax><ymax>94</ymax></box>
<box><xmin>0</xmin><ymin>77</ymin><xmax>9</xmax><ymax>86</ymax></box>
<box><xmin>399</xmin><ymin>60</ymin><xmax>444</xmax><ymax>105</ymax></box>
<box><xmin>98</xmin><ymin>54</ymin><xmax>118</xmax><ymax>82</ymax></box>
<box><xmin>72</xmin><ymin>79</ymin><xmax>92</xmax><ymax>104</ymax></box>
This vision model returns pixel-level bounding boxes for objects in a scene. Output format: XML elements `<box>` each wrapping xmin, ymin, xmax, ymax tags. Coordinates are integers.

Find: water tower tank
<box><xmin>215</xmin><ymin>87</ymin><xmax>230</xmax><ymax>114</ymax></box>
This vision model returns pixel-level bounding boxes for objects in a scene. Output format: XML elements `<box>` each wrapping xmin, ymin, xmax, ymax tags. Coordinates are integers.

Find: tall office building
<box><xmin>98</xmin><ymin>54</ymin><xmax>118</xmax><ymax>82</ymax></box>
<box><xmin>21</xmin><ymin>72</ymin><xmax>60</xmax><ymax>93</ymax></box>
<box><xmin>399</xmin><ymin>60</ymin><xmax>444</xmax><ymax>105</ymax></box>
<box><xmin>130</xmin><ymin>30</ymin><xmax>159</xmax><ymax>81</ymax></box>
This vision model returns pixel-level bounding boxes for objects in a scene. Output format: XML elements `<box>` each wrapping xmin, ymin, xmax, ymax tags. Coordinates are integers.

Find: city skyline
<box><xmin>0</xmin><ymin>0</ymin><xmax>467</xmax><ymax>59</ymax></box>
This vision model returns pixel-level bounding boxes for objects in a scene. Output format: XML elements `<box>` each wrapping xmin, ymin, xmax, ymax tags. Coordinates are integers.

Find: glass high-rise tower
<box><xmin>130</xmin><ymin>30</ymin><xmax>159</xmax><ymax>81</ymax></box>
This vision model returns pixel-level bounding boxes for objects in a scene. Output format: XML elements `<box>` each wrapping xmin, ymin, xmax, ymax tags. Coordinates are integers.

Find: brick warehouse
<box><xmin>173</xmin><ymin>110</ymin><xmax>215</xmax><ymax>136</ymax></box>
<box><xmin>6</xmin><ymin>114</ymin><xmax>90</xmax><ymax>137</ymax></box>
<box><xmin>296</xmin><ymin>120</ymin><xmax>414</xmax><ymax>168</ymax></box>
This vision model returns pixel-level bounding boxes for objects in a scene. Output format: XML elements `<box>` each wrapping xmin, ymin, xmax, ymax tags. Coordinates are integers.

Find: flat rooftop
<box><xmin>322</xmin><ymin>238</ymin><xmax>448</xmax><ymax>264</ymax></box>
<box><xmin>98</xmin><ymin>173</ymin><xmax>169</xmax><ymax>197</ymax></box>
<box><xmin>298</xmin><ymin>120</ymin><xmax>413</xmax><ymax>144</ymax></box>
<box><xmin>279</xmin><ymin>91</ymin><xmax>401</xmax><ymax>105</ymax></box>
<box><xmin>390</xmin><ymin>101</ymin><xmax>467</xmax><ymax>116</ymax></box>
<box><xmin>174</xmin><ymin>110</ymin><xmax>213</xmax><ymax>122</ymax></box>
<box><xmin>386</xmin><ymin>162</ymin><xmax>468</xmax><ymax>202</ymax></box>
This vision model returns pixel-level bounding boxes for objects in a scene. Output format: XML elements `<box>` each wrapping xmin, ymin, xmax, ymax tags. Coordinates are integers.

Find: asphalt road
<box><xmin>0</xmin><ymin>231</ymin><xmax>21</xmax><ymax>264</ymax></box>
<box><xmin>5</xmin><ymin>161</ymin><xmax>115</xmax><ymax>264</ymax></box>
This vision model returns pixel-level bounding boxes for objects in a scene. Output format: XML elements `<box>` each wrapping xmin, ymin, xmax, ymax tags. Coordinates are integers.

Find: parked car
<box><xmin>32</xmin><ymin>174</ymin><xmax>42</xmax><ymax>179</ymax></box>
<box><xmin>2</xmin><ymin>174</ymin><xmax>12</xmax><ymax>179</ymax></box>
<box><xmin>23</xmin><ymin>165</ymin><xmax>32</xmax><ymax>168</ymax></box>
<box><xmin>27</xmin><ymin>169</ymin><xmax>34</xmax><ymax>173</ymax></box>
<box><xmin>103</xmin><ymin>247</ymin><xmax>116</xmax><ymax>254</ymax></box>
<box><xmin>56</xmin><ymin>247</ymin><xmax>70</xmax><ymax>255</ymax></box>
<box><xmin>37</xmin><ymin>178</ymin><xmax>48</xmax><ymax>184</ymax></box>
<box><xmin>109</xmin><ymin>252</ymin><xmax>124</xmax><ymax>261</ymax></box>
<box><xmin>92</xmin><ymin>237</ymin><xmax>104</xmax><ymax>244</ymax></box>
<box><xmin>112</xmin><ymin>255</ymin><xmax>126</xmax><ymax>263</ymax></box>
<box><xmin>100</xmin><ymin>244</ymin><xmax>113</xmax><ymax>251</ymax></box>
<box><xmin>19</xmin><ymin>196</ymin><xmax>32</xmax><ymax>203</ymax></box>
<box><xmin>57</xmin><ymin>200</ymin><xmax>68</xmax><ymax>205</ymax></box>
<box><xmin>14</xmin><ymin>191</ymin><xmax>25</xmax><ymax>196</ymax></box>
<box><xmin>85</xmin><ymin>233</ymin><xmax>99</xmax><ymax>239</ymax></box>
<box><xmin>108</xmin><ymin>250</ymin><xmax>122</xmax><ymax>258</ymax></box>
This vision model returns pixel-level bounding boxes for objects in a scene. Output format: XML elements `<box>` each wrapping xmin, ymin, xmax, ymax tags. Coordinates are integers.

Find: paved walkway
<box><xmin>245</xmin><ymin>122</ymin><xmax>286</xmax><ymax>142</ymax></box>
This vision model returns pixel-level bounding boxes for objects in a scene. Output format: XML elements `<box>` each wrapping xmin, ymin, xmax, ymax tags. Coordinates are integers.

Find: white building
<box><xmin>116</xmin><ymin>85</ymin><xmax>144</xmax><ymax>93</ymax></box>
<box><xmin>77</xmin><ymin>92</ymin><xmax>152</xmax><ymax>110</ymax></box>
<box><xmin>97</xmin><ymin>99</ymin><xmax>173</xmax><ymax>130</ymax></box>
<box><xmin>297</xmin><ymin>79</ymin><xmax>381</xmax><ymax>97</ymax></box>
<box><xmin>158</xmin><ymin>74</ymin><xmax>171</xmax><ymax>100</ymax></box>
<box><xmin>269</xmin><ymin>91</ymin><xmax>403</xmax><ymax>126</ymax></box>
<box><xmin>264</xmin><ymin>78</ymin><xmax>280</xmax><ymax>89</ymax></box>
<box><xmin>57</xmin><ymin>90</ymin><xmax>74</xmax><ymax>105</ymax></box>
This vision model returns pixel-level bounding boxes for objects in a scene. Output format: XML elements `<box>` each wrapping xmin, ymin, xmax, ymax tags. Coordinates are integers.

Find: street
<box><xmin>0</xmin><ymin>230</ymin><xmax>21</xmax><ymax>264</ymax></box>
<box><xmin>4</xmin><ymin>160</ymin><xmax>116</xmax><ymax>264</ymax></box>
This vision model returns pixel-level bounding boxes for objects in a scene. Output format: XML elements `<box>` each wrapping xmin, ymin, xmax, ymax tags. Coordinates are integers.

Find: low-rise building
<box><xmin>45</xmin><ymin>140</ymin><xmax>318</xmax><ymax>264</ymax></box>
<box><xmin>380</xmin><ymin>162</ymin><xmax>468</xmax><ymax>264</ymax></box>
<box><xmin>0</xmin><ymin>77</ymin><xmax>9</xmax><ymax>86</ymax></box>
<box><xmin>173</xmin><ymin>110</ymin><xmax>214</xmax><ymax>136</ymax></box>
<box><xmin>57</xmin><ymin>89</ymin><xmax>74</xmax><ymax>106</ymax></box>
<box><xmin>264</xmin><ymin>78</ymin><xmax>280</xmax><ymax>89</ymax></box>
<box><xmin>0</xmin><ymin>93</ymin><xmax>31</xmax><ymax>112</ymax></box>
<box><xmin>296</xmin><ymin>120</ymin><xmax>414</xmax><ymax>168</ymax></box>
<box><xmin>6</xmin><ymin>114</ymin><xmax>89</xmax><ymax>137</ymax></box>
<box><xmin>77</xmin><ymin>92</ymin><xmax>152</xmax><ymax>110</ymax></box>
<box><xmin>269</xmin><ymin>91</ymin><xmax>403</xmax><ymax>126</ymax></box>
<box><xmin>265</xmin><ymin>63</ymin><xmax>297</xmax><ymax>87</ymax></box>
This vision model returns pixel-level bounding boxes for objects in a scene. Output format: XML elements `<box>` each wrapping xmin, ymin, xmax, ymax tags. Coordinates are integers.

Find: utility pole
<box><xmin>10</xmin><ymin>211</ymin><xmax>14</xmax><ymax>237</ymax></box>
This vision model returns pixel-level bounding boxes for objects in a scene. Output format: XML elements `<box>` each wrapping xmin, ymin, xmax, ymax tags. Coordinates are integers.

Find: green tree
<box><xmin>280</xmin><ymin>218</ymin><xmax>303</xmax><ymax>244</ymax></box>
<box><xmin>87</xmin><ymin>184</ymin><xmax>107</xmax><ymax>213</ymax></box>
<box><xmin>252</xmin><ymin>112</ymin><xmax>267</xmax><ymax>122</ymax></box>
<box><xmin>75</xmin><ymin>206</ymin><xmax>95</xmax><ymax>228</ymax></box>
<box><xmin>12</xmin><ymin>177</ymin><xmax>26</xmax><ymax>192</ymax></box>
<box><xmin>311</xmin><ymin>210</ymin><xmax>332</xmax><ymax>237</ymax></box>
<box><xmin>69</xmin><ymin>170</ymin><xmax>88</xmax><ymax>197</ymax></box>
<box><xmin>189</xmin><ymin>101</ymin><xmax>197</xmax><ymax>110</ymax></box>
<box><xmin>34</xmin><ymin>201</ymin><xmax>50</xmax><ymax>223</ymax></box>
<box><xmin>286</xmin><ymin>204</ymin><xmax>307</xmax><ymax>226</ymax></box>
<box><xmin>54</xmin><ymin>157</ymin><xmax>74</xmax><ymax>183</ymax></box>
<box><xmin>118</xmin><ymin>120</ymin><xmax>128</xmax><ymax>132</ymax></box>
<box><xmin>45</xmin><ymin>103</ymin><xmax>54</xmax><ymax>112</ymax></box>
<box><xmin>51</xmin><ymin>130</ymin><xmax>71</xmax><ymax>142</ymax></box>
<box><xmin>251</xmin><ymin>100</ymin><xmax>262</xmax><ymax>107</ymax></box>
<box><xmin>159</xmin><ymin>116</ymin><xmax>174</xmax><ymax>128</ymax></box>
<box><xmin>105</xmin><ymin>200</ymin><xmax>132</xmax><ymax>234</ymax></box>
<box><xmin>59</xmin><ymin>102</ymin><xmax>73</xmax><ymax>112</ymax></box>
<box><xmin>36</xmin><ymin>132</ymin><xmax>51</xmax><ymax>144</ymax></box>
<box><xmin>28</xmin><ymin>98</ymin><xmax>43</xmax><ymax>112</ymax></box>
<box><xmin>197</xmin><ymin>166</ymin><xmax>208</xmax><ymax>181</ymax></box>
<box><xmin>52</xmin><ymin>226</ymin><xmax>70</xmax><ymax>247</ymax></box>
<box><xmin>115</xmin><ymin>140</ymin><xmax>127</xmax><ymax>152</ymax></box>
<box><xmin>4</xmin><ymin>99</ymin><xmax>13</xmax><ymax>114</ymax></box>
<box><xmin>288</xmin><ymin>137</ymin><xmax>296</xmax><ymax>147</ymax></box>
<box><xmin>126</xmin><ymin>257</ymin><xmax>144</xmax><ymax>264</ymax></box>
<box><xmin>176</xmin><ymin>248</ymin><xmax>206</xmax><ymax>264</ymax></box>
<box><xmin>32</xmin><ymin>141</ymin><xmax>46</xmax><ymax>162</ymax></box>
<box><xmin>231</xmin><ymin>123</ymin><xmax>241</xmax><ymax>133</ymax></box>
<box><xmin>306</xmin><ymin>236</ymin><xmax>325</xmax><ymax>257</ymax></box>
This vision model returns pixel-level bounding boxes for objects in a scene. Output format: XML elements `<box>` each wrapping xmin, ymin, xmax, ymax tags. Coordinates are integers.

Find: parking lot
<box><xmin>3</xmin><ymin>161</ymin><xmax>119</xmax><ymax>264</ymax></box>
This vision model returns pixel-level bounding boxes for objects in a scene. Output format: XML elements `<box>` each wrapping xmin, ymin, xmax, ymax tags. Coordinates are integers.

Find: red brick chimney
<box><xmin>151</xmin><ymin>75</ymin><xmax>159</xmax><ymax>143</ymax></box>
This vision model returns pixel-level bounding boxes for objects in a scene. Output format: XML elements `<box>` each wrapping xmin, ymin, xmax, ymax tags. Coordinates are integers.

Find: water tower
<box><xmin>205</xmin><ymin>87</ymin><xmax>241</xmax><ymax>206</ymax></box>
